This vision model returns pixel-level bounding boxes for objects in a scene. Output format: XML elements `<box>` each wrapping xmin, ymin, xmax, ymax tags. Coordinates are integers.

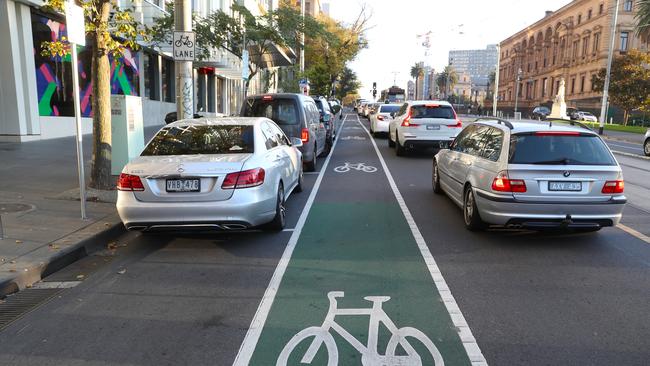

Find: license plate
<box><xmin>548</xmin><ymin>181</ymin><xmax>582</xmax><ymax>191</ymax></box>
<box><xmin>426</xmin><ymin>125</ymin><xmax>441</xmax><ymax>130</ymax></box>
<box><xmin>166</xmin><ymin>179</ymin><xmax>201</xmax><ymax>192</ymax></box>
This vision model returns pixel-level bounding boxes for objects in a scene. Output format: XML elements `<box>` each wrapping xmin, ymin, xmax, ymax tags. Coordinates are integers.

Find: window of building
<box><xmin>577</xmin><ymin>14</ymin><xmax>582</xmax><ymax>24</ymax></box>
<box><xmin>207</xmin><ymin>75</ymin><xmax>215</xmax><ymax>113</ymax></box>
<box><xmin>588</xmin><ymin>9</ymin><xmax>592</xmax><ymax>19</ymax></box>
<box><xmin>599</xmin><ymin>3</ymin><xmax>604</xmax><ymax>14</ymax></box>
<box><xmin>624</xmin><ymin>0</ymin><xmax>633</xmax><ymax>12</ymax></box>
<box><xmin>593</xmin><ymin>33</ymin><xmax>601</xmax><ymax>53</ymax></box>
<box><xmin>582</xmin><ymin>37</ymin><xmax>590</xmax><ymax>57</ymax></box>
<box><xmin>571</xmin><ymin>77</ymin><xmax>576</xmax><ymax>94</ymax></box>
<box><xmin>161</xmin><ymin>58</ymin><xmax>174</xmax><ymax>103</ymax></box>
<box><xmin>217</xmin><ymin>77</ymin><xmax>224</xmax><ymax>113</ymax></box>
<box><xmin>573</xmin><ymin>40</ymin><xmax>580</xmax><ymax>60</ymax></box>
<box><xmin>542</xmin><ymin>78</ymin><xmax>548</xmax><ymax>97</ymax></box>
<box><xmin>144</xmin><ymin>52</ymin><xmax>159</xmax><ymax>100</ymax></box>
<box><xmin>620</xmin><ymin>31</ymin><xmax>629</xmax><ymax>51</ymax></box>
<box><xmin>580</xmin><ymin>76</ymin><xmax>585</xmax><ymax>93</ymax></box>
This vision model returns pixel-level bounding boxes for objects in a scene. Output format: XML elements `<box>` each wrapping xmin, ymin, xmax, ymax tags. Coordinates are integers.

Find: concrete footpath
<box><xmin>0</xmin><ymin>126</ymin><xmax>161</xmax><ymax>298</ymax></box>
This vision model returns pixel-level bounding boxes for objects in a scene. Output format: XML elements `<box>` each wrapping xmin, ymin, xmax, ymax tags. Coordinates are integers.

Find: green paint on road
<box><xmin>249</xmin><ymin>202</ymin><xmax>472</xmax><ymax>365</ymax></box>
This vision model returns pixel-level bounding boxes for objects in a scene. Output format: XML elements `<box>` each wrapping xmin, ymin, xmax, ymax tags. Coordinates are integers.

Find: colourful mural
<box><xmin>31</xmin><ymin>12</ymin><xmax>140</xmax><ymax>118</ymax></box>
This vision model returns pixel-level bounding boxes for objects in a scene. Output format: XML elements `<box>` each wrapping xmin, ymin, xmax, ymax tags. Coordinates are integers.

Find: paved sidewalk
<box><xmin>0</xmin><ymin>126</ymin><xmax>162</xmax><ymax>297</ymax></box>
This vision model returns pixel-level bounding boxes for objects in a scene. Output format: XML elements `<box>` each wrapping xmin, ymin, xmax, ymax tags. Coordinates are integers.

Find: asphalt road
<box><xmin>1</xmin><ymin>112</ymin><xmax>650</xmax><ymax>366</ymax></box>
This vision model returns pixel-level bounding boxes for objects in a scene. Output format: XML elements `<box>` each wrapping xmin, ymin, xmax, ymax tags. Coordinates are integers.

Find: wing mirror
<box><xmin>291</xmin><ymin>137</ymin><xmax>303</xmax><ymax>148</ymax></box>
<box><xmin>390</xmin><ymin>112</ymin><xmax>396</xmax><ymax>118</ymax></box>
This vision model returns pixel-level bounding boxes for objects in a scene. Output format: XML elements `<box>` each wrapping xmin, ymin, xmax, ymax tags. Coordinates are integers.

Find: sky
<box><xmin>328</xmin><ymin>0</ymin><xmax>573</xmax><ymax>99</ymax></box>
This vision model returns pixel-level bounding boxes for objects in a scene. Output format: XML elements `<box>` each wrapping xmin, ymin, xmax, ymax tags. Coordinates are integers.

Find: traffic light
<box><xmin>372</xmin><ymin>82</ymin><xmax>377</xmax><ymax>98</ymax></box>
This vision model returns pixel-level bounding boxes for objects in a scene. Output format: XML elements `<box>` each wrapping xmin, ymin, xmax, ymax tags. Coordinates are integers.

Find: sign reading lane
<box><xmin>173</xmin><ymin>31</ymin><xmax>195</xmax><ymax>61</ymax></box>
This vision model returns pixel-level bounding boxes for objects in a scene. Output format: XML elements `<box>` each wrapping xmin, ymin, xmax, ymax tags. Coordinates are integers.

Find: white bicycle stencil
<box><xmin>345</xmin><ymin>126</ymin><xmax>363</xmax><ymax>130</ymax></box>
<box><xmin>334</xmin><ymin>162</ymin><xmax>378</xmax><ymax>173</ymax></box>
<box><xmin>277</xmin><ymin>291</ymin><xmax>444</xmax><ymax>366</ymax></box>
<box><xmin>340</xmin><ymin>136</ymin><xmax>367</xmax><ymax>141</ymax></box>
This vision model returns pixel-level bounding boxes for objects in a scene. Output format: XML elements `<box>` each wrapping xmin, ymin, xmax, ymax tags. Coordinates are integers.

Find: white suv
<box><xmin>644</xmin><ymin>129</ymin><xmax>650</xmax><ymax>156</ymax></box>
<box><xmin>388</xmin><ymin>101</ymin><xmax>463</xmax><ymax>156</ymax></box>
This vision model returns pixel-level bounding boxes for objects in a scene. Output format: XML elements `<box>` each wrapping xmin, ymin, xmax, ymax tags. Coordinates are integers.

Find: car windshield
<box><xmin>141</xmin><ymin>125</ymin><xmax>255</xmax><ymax>156</ymax></box>
<box><xmin>509</xmin><ymin>133</ymin><xmax>616</xmax><ymax>165</ymax></box>
<box><xmin>410</xmin><ymin>105</ymin><xmax>455</xmax><ymax>119</ymax></box>
<box><xmin>241</xmin><ymin>98</ymin><xmax>299</xmax><ymax>125</ymax></box>
<box><xmin>379</xmin><ymin>105</ymin><xmax>400</xmax><ymax>113</ymax></box>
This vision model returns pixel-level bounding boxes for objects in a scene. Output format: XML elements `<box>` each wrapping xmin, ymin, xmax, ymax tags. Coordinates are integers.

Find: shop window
<box><xmin>161</xmin><ymin>58</ymin><xmax>174</xmax><ymax>103</ymax></box>
<box><xmin>144</xmin><ymin>52</ymin><xmax>159</xmax><ymax>100</ymax></box>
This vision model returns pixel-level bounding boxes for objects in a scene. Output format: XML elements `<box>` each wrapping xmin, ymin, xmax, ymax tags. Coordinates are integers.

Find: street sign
<box><xmin>299</xmin><ymin>78</ymin><xmax>310</xmax><ymax>96</ymax></box>
<box><xmin>64</xmin><ymin>1</ymin><xmax>85</xmax><ymax>46</ymax></box>
<box><xmin>173</xmin><ymin>31</ymin><xmax>195</xmax><ymax>61</ymax></box>
<box><xmin>242</xmin><ymin>50</ymin><xmax>250</xmax><ymax>80</ymax></box>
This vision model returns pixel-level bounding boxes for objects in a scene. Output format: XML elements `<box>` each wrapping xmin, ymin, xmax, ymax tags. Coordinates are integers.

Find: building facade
<box><xmin>0</xmin><ymin>0</ymin><xmax>287</xmax><ymax>142</ymax></box>
<box><xmin>449</xmin><ymin>44</ymin><xmax>498</xmax><ymax>87</ymax></box>
<box><xmin>496</xmin><ymin>0</ymin><xmax>648</xmax><ymax>116</ymax></box>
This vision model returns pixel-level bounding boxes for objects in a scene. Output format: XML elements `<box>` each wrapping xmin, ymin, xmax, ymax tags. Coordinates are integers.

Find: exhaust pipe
<box><xmin>221</xmin><ymin>224</ymin><xmax>248</xmax><ymax>230</ymax></box>
<box><xmin>128</xmin><ymin>226</ymin><xmax>148</xmax><ymax>231</ymax></box>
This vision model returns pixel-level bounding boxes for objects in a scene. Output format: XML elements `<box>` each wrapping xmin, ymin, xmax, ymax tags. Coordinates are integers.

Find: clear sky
<box><xmin>328</xmin><ymin>0</ymin><xmax>573</xmax><ymax>99</ymax></box>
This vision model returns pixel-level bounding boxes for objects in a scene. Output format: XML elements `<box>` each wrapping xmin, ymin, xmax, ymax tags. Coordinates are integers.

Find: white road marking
<box><xmin>357</xmin><ymin>115</ymin><xmax>488</xmax><ymax>365</ymax></box>
<box><xmin>31</xmin><ymin>281</ymin><xmax>82</xmax><ymax>289</ymax></box>
<box><xmin>612</xmin><ymin>150</ymin><xmax>650</xmax><ymax>161</ymax></box>
<box><xmin>233</xmin><ymin>114</ymin><xmax>349</xmax><ymax>366</ymax></box>
<box><xmin>617</xmin><ymin>224</ymin><xmax>650</xmax><ymax>245</ymax></box>
<box><xmin>607</xmin><ymin>142</ymin><xmax>643</xmax><ymax>152</ymax></box>
<box><xmin>333</xmin><ymin>162</ymin><xmax>378</xmax><ymax>173</ymax></box>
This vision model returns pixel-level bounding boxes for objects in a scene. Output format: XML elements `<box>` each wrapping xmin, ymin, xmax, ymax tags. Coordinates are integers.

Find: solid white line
<box><xmin>617</xmin><ymin>223</ymin><xmax>650</xmax><ymax>244</ymax></box>
<box><xmin>31</xmin><ymin>281</ymin><xmax>82</xmax><ymax>289</ymax></box>
<box><xmin>357</xmin><ymin>115</ymin><xmax>488</xmax><ymax>365</ymax></box>
<box><xmin>233</xmin><ymin>114</ymin><xmax>349</xmax><ymax>366</ymax></box>
<box><xmin>612</xmin><ymin>150</ymin><xmax>650</xmax><ymax>161</ymax></box>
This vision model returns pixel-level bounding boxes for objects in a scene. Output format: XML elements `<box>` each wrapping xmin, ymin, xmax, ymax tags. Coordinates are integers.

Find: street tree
<box><xmin>436</xmin><ymin>66</ymin><xmax>458</xmax><ymax>99</ymax></box>
<box><xmin>410</xmin><ymin>63</ymin><xmax>424</xmax><ymax>100</ymax></box>
<box><xmin>591</xmin><ymin>50</ymin><xmax>650</xmax><ymax>125</ymax></box>
<box><xmin>334</xmin><ymin>67</ymin><xmax>361</xmax><ymax>100</ymax></box>
<box><xmin>41</xmin><ymin>0</ymin><xmax>149</xmax><ymax>190</ymax></box>
<box><xmin>636</xmin><ymin>0</ymin><xmax>650</xmax><ymax>40</ymax></box>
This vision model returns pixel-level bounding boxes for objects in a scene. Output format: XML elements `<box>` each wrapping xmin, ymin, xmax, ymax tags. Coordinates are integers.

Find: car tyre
<box><xmin>396</xmin><ymin>135</ymin><xmax>407</xmax><ymax>156</ymax></box>
<box><xmin>266</xmin><ymin>183</ymin><xmax>286</xmax><ymax>231</ymax></box>
<box><xmin>322</xmin><ymin>137</ymin><xmax>332</xmax><ymax>157</ymax></box>
<box><xmin>294</xmin><ymin>165</ymin><xmax>304</xmax><ymax>193</ymax></box>
<box><xmin>388</xmin><ymin>129</ymin><xmax>396</xmax><ymax>147</ymax></box>
<box><xmin>644</xmin><ymin>138</ymin><xmax>650</xmax><ymax>157</ymax></box>
<box><xmin>432</xmin><ymin>160</ymin><xmax>442</xmax><ymax>194</ymax></box>
<box><xmin>305</xmin><ymin>146</ymin><xmax>317</xmax><ymax>172</ymax></box>
<box><xmin>463</xmin><ymin>186</ymin><xmax>486</xmax><ymax>231</ymax></box>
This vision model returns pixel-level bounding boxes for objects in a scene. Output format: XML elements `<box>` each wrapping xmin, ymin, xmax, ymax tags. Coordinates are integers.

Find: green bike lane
<box><xmin>235</xmin><ymin>114</ymin><xmax>485</xmax><ymax>365</ymax></box>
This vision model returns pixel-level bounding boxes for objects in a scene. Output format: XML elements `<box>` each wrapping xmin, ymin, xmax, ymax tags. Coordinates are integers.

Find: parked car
<box><xmin>363</xmin><ymin>103</ymin><xmax>379</xmax><ymax>118</ymax></box>
<box><xmin>432</xmin><ymin>118</ymin><xmax>626</xmax><ymax>231</ymax></box>
<box><xmin>116</xmin><ymin>118</ymin><xmax>304</xmax><ymax>232</ymax></box>
<box><xmin>165</xmin><ymin>111</ymin><xmax>204</xmax><ymax>124</ymax></box>
<box><xmin>241</xmin><ymin>93</ymin><xmax>327</xmax><ymax>172</ymax></box>
<box><xmin>388</xmin><ymin>101</ymin><xmax>463</xmax><ymax>156</ymax></box>
<box><xmin>530</xmin><ymin>106</ymin><xmax>551</xmax><ymax>120</ymax></box>
<box><xmin>572</xmin><ymin>111</ymin><xmax>598</xmax><ymax>122</ymax></box>
<box><xmin>357</xmin><ymin>101</ymin><xmax>369</xmax><ymax>115</ymax></box>
<box><xmin>328</xmin><ymin>99</ymin><xmax>343</xmax><ymax>136</ymax></box>
<box><xmin>369</xmin><ymin>103</ymin><xmax>401</xmax><ymax>136</ymax></box>
<box><xmin>313</xmin><ymin>96</ymin><xmax>336</xmax><ymax>151</ymax></box>
<box><xmin>644</xmin><ymin>129</ymin><xmax>650</xmax><ymax>156</ymax></box>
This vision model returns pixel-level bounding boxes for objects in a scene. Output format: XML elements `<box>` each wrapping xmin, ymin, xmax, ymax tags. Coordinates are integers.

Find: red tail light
<box><xmin>447</xmin><ymin>119</ymin><xmax>463</xmax><ymax>128</ymax></box>
<box><xmin>401</xmin><ymin>110</ymin><xmax>419</xmax><ymax>127</ymax></box>
<box><xmin>377</xmin><ymin>115</ymin><xmax>384</xmax><ymax>121</ymax></box>
<box><xmin>491</xmin><ymin>171</ymin><xmax>527</xmax><ymax>193</ymax></box>
<box><xmin>117</xmin><ymin>173</ymin><xmax>144</xmax><ymax>191</ymax></box>
<box><xmin>602</xmin><ymin>180</ymin><xmax>624</xmax><ymax>194</ymax></box>
<box><xmin>222</xmin><ymin>168</ymin><xmax>265</xmax><ymax>189</ymax></box>
<box><xmin>301</xmin><ymin>128</ymin><xmax>309</xmax><ymax>142</ymax></box>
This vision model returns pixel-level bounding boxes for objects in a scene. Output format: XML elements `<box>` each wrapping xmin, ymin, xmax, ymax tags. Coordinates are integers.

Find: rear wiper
<box><xmin>530</xmin><ymin>158</ymin><xmax>574</xmax><ymax>165</ymax></box>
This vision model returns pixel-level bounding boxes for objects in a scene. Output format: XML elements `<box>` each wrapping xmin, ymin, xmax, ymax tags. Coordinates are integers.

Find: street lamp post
<box><xmin>514</xmin><ymin>68</ymin><xmax>522</xmax><ymax>116</ymax></box>
<box><xmin>493</xmin><ymin>43</ymin><xmax>500</xmax><ymax>117</ymax></box>
<box><xmin>598</xmin><ymin>0</ymin><xmax>621</xmax><ymax>135</ymax></box>
<box><xmin>175</xmin><ymin>0</ymin><xmax>193</xmax><ymax>120</ymax></box>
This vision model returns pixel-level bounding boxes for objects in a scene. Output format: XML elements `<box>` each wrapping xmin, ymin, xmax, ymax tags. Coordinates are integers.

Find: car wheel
<box><xmin>432</xmin><ymin>160</ymin><xmax>442</xmax><ymax>194</ymax></box>
<box><xmin>644</xmin><ymin>138</ymin><xmax>650</xmax><ymax>157</ymax></box>
<box><xmin>305</xmin><ymin>145</ymin><xmax>317</xmax><ymax>172</ymax></box>
<box><xmin>266</xmin><ymin>183</ymin><xmax>286</xmax><ymax>231</ymax></box>
<box><xmin>388</xmin><ymin>129</ymin><xmax>396</xmax><ymax>147</ymax></box>
<box><xmin>370</xmin><ymin>122</ymin><xmax>374</xmax><ymax>134</ymax></box>
<box><xmin>294</xmin><ymin>165</ymin><xmax>304</xmax><ymax>193</ymax></box>
<box><xmin>463</xmin><ymin>186</ymin><xmax>486</xmax><ymax>231</ymax></box>
<box><xmin>396</xmin><ymin>134</ymin><xmax>407</xmax><ymax>156</ymax></box>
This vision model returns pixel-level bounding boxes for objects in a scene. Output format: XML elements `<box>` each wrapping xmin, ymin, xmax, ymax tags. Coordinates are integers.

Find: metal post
<box><xmin>493</xmin><ymin>43</ymin><xmax>500</xmax><ymax>116</ymax></box>
<box><xmin>300</xmin><ymin>0</ymin><xmax>305</xmax><ymax>73</ymax></box>
<box><xmin>175</xmin><ymin>0</ymin><xmax>193</xmax><ymax>120</ymax></box>
<box><xmin>514</xmin><ymin>68</ymin><xmax>522</xmax><ymax>115</ymax></box>
<box><xmin>71</xmin><ymin>45</ymin><xmax>87</xmax><ymax>220</ymax></box>
<box><xmin>599</xmin><ymin>0</ymin><xmax>620</xmax><ymax>135</ymax></box>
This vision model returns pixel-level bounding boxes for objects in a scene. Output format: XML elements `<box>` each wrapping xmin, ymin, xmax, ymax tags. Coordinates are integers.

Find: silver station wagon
<box><xmin>432</xmin><ymin>118</ymin><xmax>627</xmax><ymax>231</ymax></box>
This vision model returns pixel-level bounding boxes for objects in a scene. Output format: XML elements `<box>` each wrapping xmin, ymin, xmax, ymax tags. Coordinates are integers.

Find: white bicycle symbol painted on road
<box><xmin>277</xmin><ymin>291</ymin><xmax>444</xmax><ymax>366</ymax></box>
<box><xmin>334</xmin><ymin>162</ymin><xmax>377</xmax><ymax>173</ymax></box>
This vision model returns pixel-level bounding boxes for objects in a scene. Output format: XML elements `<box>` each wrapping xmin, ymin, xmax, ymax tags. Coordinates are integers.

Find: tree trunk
<box><xmin>623</xmin><ymin>110</ymin><xmax>629</xmax><ymax>126</ymax></box>
<box><xmin>89</xmin><ymin>1</ymin><xmax>113</xmax><ymax>190</ymax></box>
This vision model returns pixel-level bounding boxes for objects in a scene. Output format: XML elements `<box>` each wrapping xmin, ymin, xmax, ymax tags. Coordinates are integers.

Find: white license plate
<box><xmin>166</xmin><ymin>179</ymin><xmax>201</xmax><ymax>192</ymax></box>
<box><xmin>426</xmin><ymin>125</ymin><xmax>441</xmax><ymax>130</ymax></box>
<box><xmin>548</xmin><ymin>181</ymin><xmax>582</xmax><ymax>191</ymax></box>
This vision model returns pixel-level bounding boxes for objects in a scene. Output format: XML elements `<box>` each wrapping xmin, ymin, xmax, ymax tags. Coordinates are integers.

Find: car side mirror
<box><xmin>390</xmin><ymin>112</ymin><xmax>396</xmax><ymax>118</ymax></box>
<box><xmin>291</xmin><ymin>137</ymin><xmax>303</xmax><ymax>148</ymax></box>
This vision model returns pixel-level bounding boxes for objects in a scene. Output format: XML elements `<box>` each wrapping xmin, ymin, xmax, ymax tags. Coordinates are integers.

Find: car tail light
<box><xmin>602</xmin><ymin>180</ymin><xmax>624</xmax><ymax>194</ymax></box>
<box><xmin>401</xmin><ymin>110</ymin><xmax>419</xmax><ymax>127</ymax></box>
<box><xmin>301</xmin><ymin>128</ymin><xmax>309</xmax><ymax>142</ymax></box>
<box><xmin>491</xmin><ymin>171</ymin><xmax>527</xmax><ymax>193</ymax></box>
<box><xmin>377</xmin><ymin>115</ymin><xmax>384</xmax><ymax>121</ymax></box>
<box><xmin>262</xmin><ymin>95</ymin><xmax>273</xmax><ymax>101</ymax></box>
<box><xmin>117</xmin><ymin>173</ymin><xmax>144</xmax><ymax>191</ymax></box>
<box><xmin>221</xmin><ymin>168</ymin><xmax>265</xmax><ymax>189</ymax></box>
<box><xmin>534</xmin><ymin>131</ymin><xmax>581</xmax><ymax>136</ymax></box>
<box><xmin>447</xmin><ymin>119</ymin><xmax>463</xmax><ymax>128</ymax></box>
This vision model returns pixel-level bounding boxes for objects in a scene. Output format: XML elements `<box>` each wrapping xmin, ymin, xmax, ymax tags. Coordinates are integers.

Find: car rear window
<box><xmin>141</xmin><ymin>125</ymin><xmax>255</xmax><ymax>156</ymax></box>
<box><xmin>508</xmin><ymin>133</ymin><xmax>616</xmax><ymax>165</ymax></box>
<box><xmin>379</xmin><ymin>105</ymin><xmax>400</xmax><ymax>114</ymax></box>
<box><xmin>241</xmin><ymin>98</ymin><xmax>299</xmax><ymax>125</ymax></box>
<box><xmin>315</xmin><ymin>100</ymin><xmax>331</xmax><ymax>114</ymax></box>
<box><xmin>410</xmin><ymin>105</ymin><xmax>454</xmax><ymax>119</ymax></box>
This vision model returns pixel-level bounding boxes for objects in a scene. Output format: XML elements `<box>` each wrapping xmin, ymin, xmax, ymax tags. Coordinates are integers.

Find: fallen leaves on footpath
<box><xmin>117</xmin><ymin>269</ymin><xmax>126</xmax><ymax>275</ymax></box>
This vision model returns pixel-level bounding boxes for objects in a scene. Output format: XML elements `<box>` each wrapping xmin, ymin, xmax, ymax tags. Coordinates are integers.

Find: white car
<box><xmin>116</xmin><ymin>117</ymin><xmax>304</xmax><ymax>232</ymax></box>
<box><xmin>369</xmin><ymin>104</ymin><xmax>401</xmax><ymax>136</ymax></box>
<box><xmin>388</xmin><ymin>101</ymin><xmax>463</xmax><ymax>156</ymax></box>
<box><xmin>644</xmin><ymin>129</ymin><xmax>650</xmax><ymax>156</ymax></box>
<box><xmin>573</xmin><ymin>111</ymin><xmax>598</xmax><ymax>122</ymax></box>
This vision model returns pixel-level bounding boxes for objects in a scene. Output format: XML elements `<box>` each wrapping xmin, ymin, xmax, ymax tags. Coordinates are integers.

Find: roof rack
<box><xmin>544</xmin><ymin>118</ymin><xmax>594</xmax><ymax>131</ymax></box>
<box><xmin>474</xmin><ymin>117</ymin><xmax>514</xmax><ymax>130</ymax></box>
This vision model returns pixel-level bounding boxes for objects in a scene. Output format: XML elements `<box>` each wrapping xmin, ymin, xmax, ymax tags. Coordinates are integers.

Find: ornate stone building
<box><xmin>496</xmin><ymin>0</ymin><xmax>648</xmax><ymax>116</ymax></box>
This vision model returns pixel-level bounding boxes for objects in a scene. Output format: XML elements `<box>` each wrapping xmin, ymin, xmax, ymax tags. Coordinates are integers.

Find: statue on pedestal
<box><xmin>549</xmin><ymin>78</ymin><xmax>568</xmax><ymax>119</ymax></box>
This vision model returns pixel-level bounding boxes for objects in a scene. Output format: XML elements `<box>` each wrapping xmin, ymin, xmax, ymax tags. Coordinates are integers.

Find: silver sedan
<box><xmin>116</xmin><ymin>117</ymin><xmax>304</xmax><ymax>232</ymax></box>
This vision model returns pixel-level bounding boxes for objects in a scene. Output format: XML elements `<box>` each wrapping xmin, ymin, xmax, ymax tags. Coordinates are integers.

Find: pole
<box><xmin>493</xmin><ymin>43</ymin><xmax>500</xmax><ymax>117</ymax></box>
<box><xmin>514</xmin><ymin>68</ymin><xmax>522</xmax><ymax>115</ymax></box>
<box><xmin>71</xmin><ymin>45</ymin><xmax>87</xmax><ymax>220</ymax></box>
<box><xmin>175</xmin><ymin>0</ymin><xmax>193</xmax><ymax>120</ymax></box>
<box><xmin>599</xmin><ymin>0</ymin><xmax>620</xmax><ymax>135</ymax></box>
<box><xmin>300</xmin><ymin>0</ymin><xmax>305</xmax><ymax>73</ymax></box>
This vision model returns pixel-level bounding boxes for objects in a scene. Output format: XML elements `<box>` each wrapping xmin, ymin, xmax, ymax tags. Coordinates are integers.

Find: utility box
<box><xmin>111</xmin><ymin>95</ymin><xmax>145</xmax><ymax>175</ymax></box>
